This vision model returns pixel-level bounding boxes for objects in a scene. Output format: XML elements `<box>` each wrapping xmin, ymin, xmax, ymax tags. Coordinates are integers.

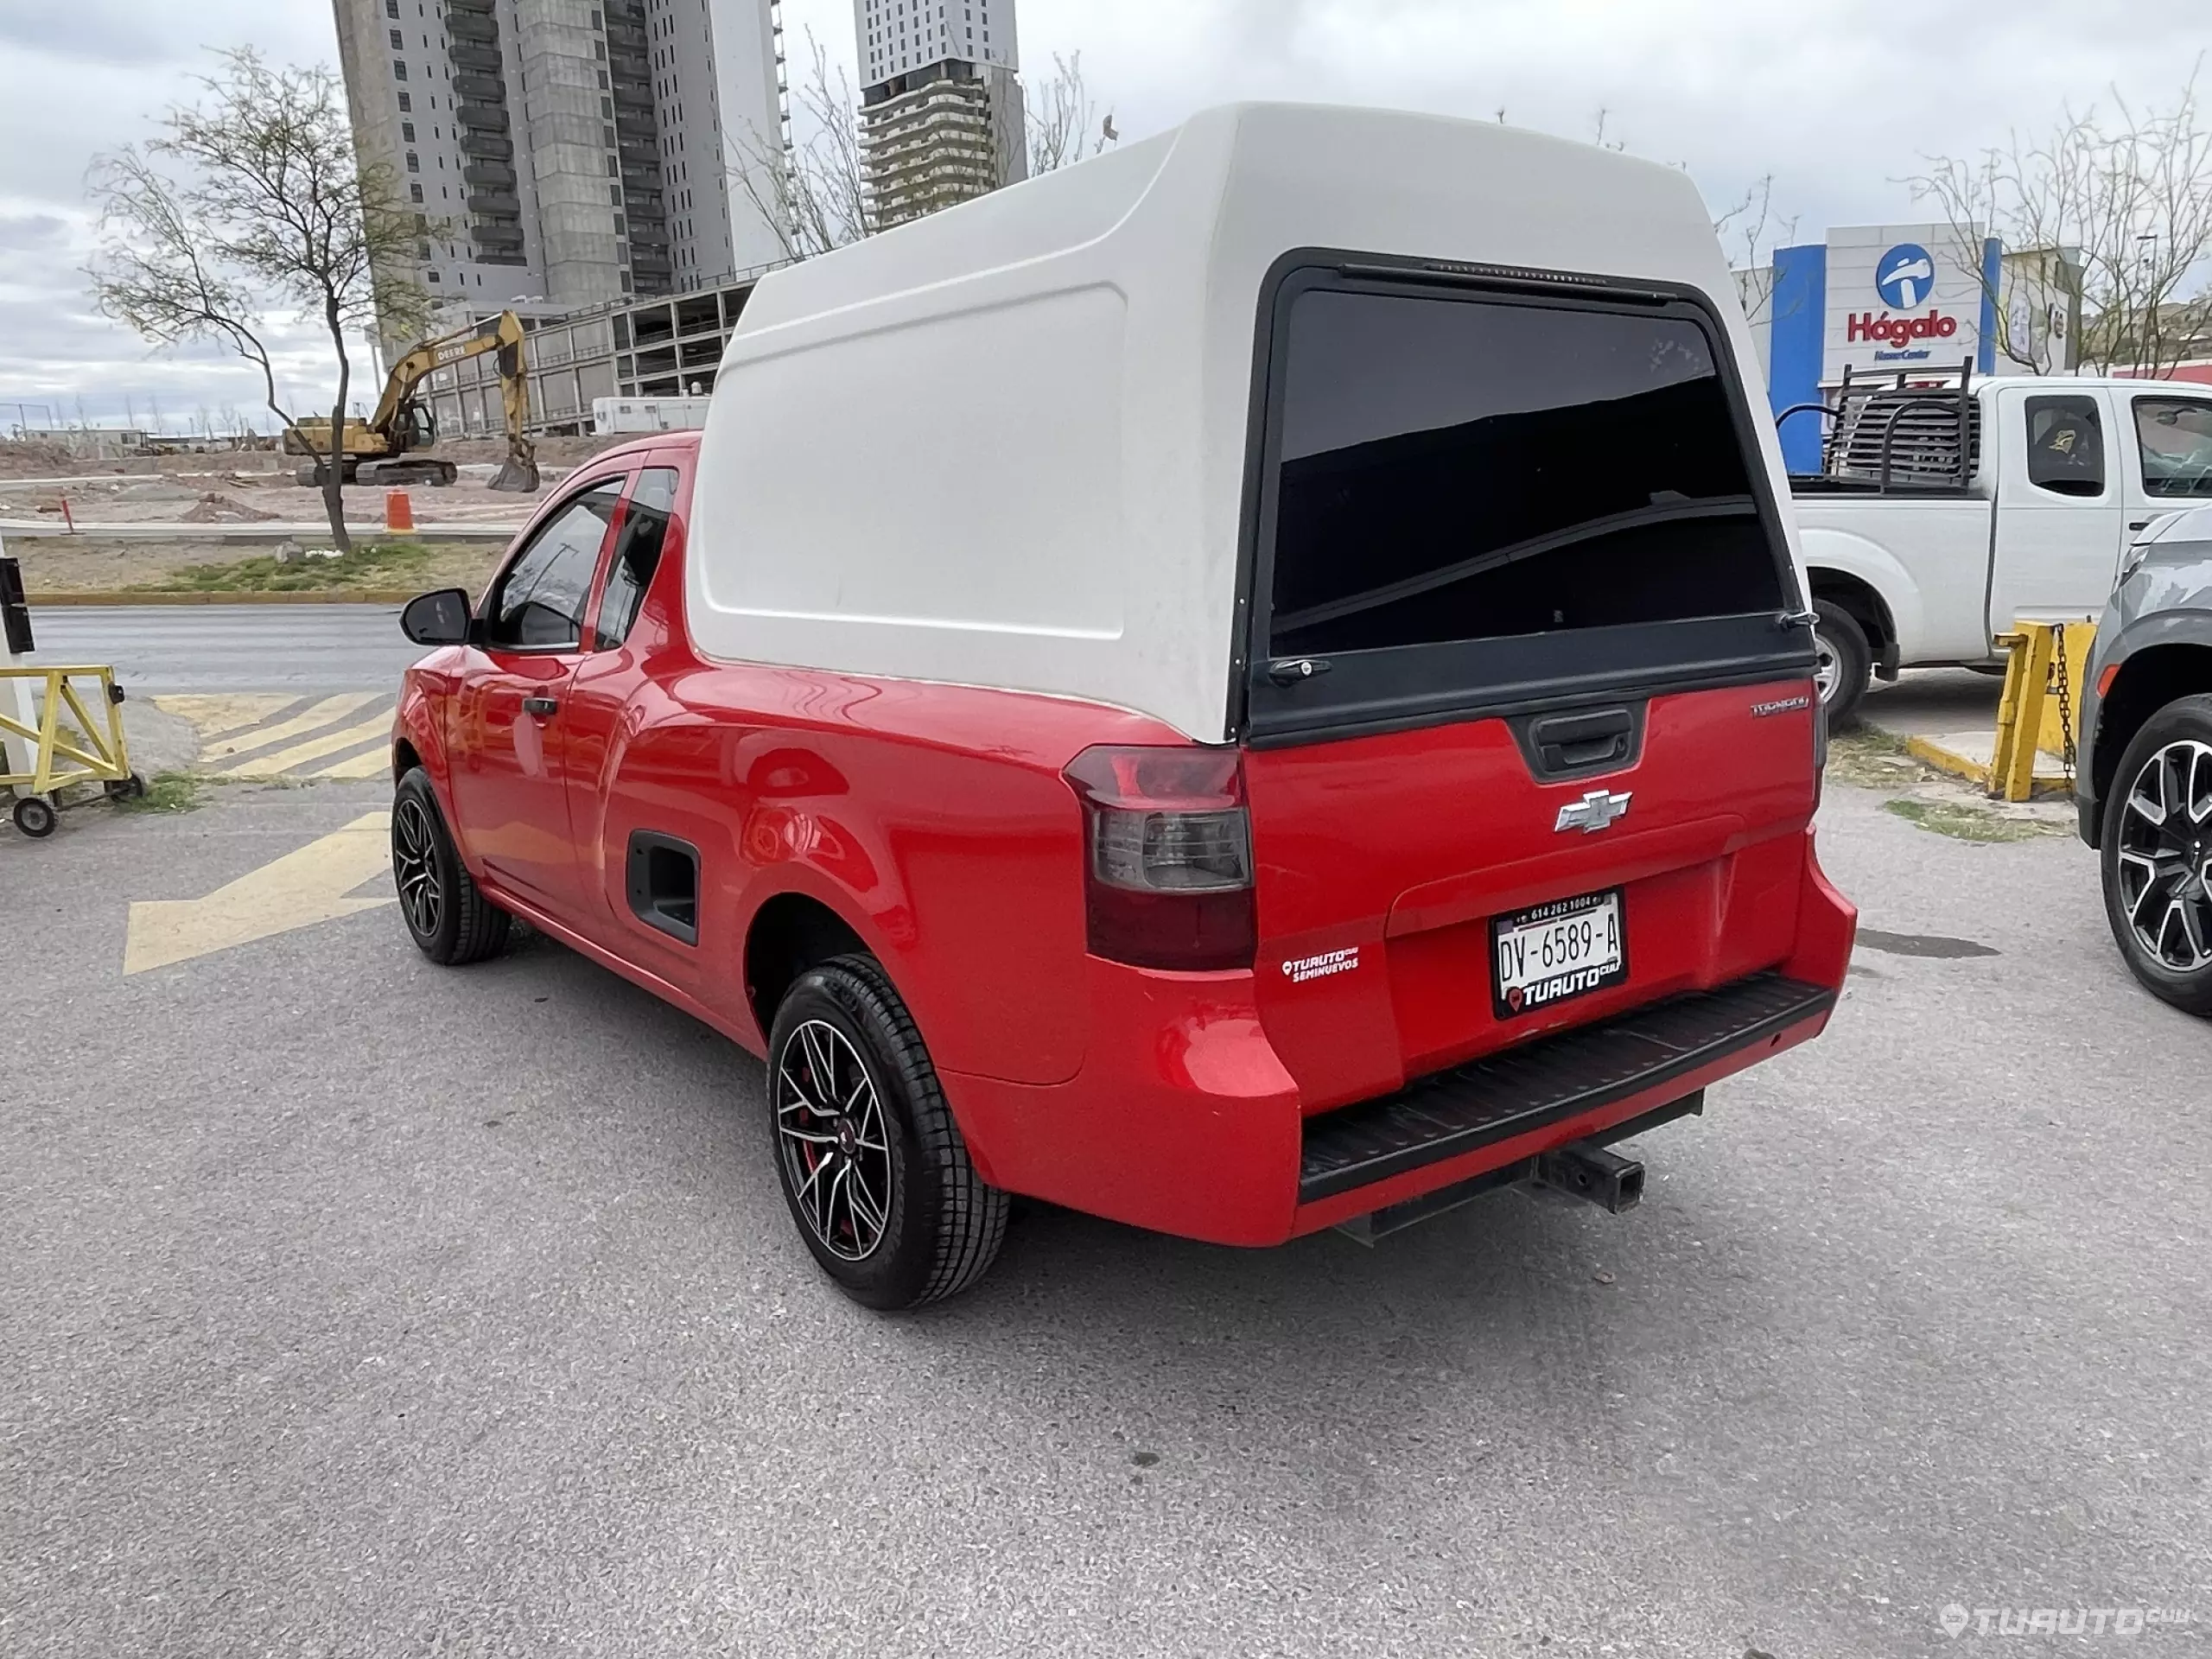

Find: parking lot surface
<box><xmin>3</xmin><ymin>776</ymin><xmax>2208</xmax><ymax>1657</ymax></box>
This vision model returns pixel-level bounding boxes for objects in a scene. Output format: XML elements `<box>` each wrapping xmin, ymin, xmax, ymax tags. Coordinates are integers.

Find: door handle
<box><xmin>521</xmin><ymin>696</ymin><xmax>559</xmax><ymax>717</ymax></box>
<box><xmin>2129</xmin><ymin>519</ymin><xmax>2152</xmax><ymax>531</ymax></box>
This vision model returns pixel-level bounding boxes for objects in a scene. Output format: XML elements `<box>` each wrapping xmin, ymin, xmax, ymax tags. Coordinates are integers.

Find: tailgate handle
<box><xmin>1530</xmin><ymin>709</ymin><xmax>1632</xmax><ymax>772</ymax></box>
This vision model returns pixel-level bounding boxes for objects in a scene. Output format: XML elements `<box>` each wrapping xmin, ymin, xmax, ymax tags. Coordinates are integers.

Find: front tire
<box><xmin>2101</xmin><ymin>696</ymin><xmax>2212</xmax><ymax>1017</ymax></box>
<box><xmin>1813</xmin><ymin>600</ymin><xmax>1872</xmax><ymax>728</ymax></box>
<box><xmin>392</xmin><ymin>767</ymin><xmax>510</xmax><ymax>965</ymax></box>
<box><xmin>766</xmin><ymin>956</ymin><xmax>1007</xmax><ymax>1309</ymax></box>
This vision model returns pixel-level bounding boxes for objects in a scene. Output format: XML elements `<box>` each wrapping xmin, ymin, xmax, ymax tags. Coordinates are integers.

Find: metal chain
<box><xmin>2051</xmin><ymin>623</ymin><xmax>2078</xmax><ymax>782</ymax></box>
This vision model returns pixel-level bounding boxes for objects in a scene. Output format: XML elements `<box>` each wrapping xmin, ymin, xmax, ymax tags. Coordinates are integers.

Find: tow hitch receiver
<box><xmin>1535</xmin><ymin>1142</ymin><xmax>1645</xmax><ymax>1213</ymax></box>
<box><xmin>1332</xmin><ymin>1091</ymin><xmax>1700</xmax><ymax>1244</ymax></box>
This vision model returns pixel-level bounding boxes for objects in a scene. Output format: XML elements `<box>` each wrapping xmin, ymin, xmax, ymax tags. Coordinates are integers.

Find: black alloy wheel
<box><xmin>2102</xmin><ymin>696</ymin><xmax>2212</xmax><ymax>1016</ymax></box>
<box><xmin>391</xmin><ymin>767</ymin><xmax>511</xmax><ymax>965</ymax></box>
<box><xmin>766</xmin><ymin>956</ymin><xmax>1007</xmax><ymax>1309</ymax></box>
<box><xmin>775</xmin><ymin>1018</ymin><xmax>897</xmax><ymax>1264</ymax></box>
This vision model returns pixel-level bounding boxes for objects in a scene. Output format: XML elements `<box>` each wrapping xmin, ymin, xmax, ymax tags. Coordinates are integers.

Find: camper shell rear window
<box><xmin>1238</xmin><ymin>260</ymin><xmax>1807</xmax><ymax>742</ymax></box>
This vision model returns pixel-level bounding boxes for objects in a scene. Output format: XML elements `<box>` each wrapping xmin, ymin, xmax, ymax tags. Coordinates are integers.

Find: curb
<box><xmin>26</xmin><ymin>589</ymin><xmax>423</xmax><ymax>607</ymax></box>
<box><xmin>1904</xmin><ymin>733</ymin><xmax>2073</xmax><ymax>800</ymax></box>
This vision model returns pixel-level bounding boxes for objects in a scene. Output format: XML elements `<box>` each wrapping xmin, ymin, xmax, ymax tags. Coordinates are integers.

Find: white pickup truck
<box><xmin>1790</xmin><ymin>374</ymin><xmax>2212</xmax><ymax>721</ymax></box>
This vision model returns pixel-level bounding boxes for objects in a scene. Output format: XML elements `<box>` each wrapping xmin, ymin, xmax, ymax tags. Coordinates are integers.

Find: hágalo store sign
<box><xmin>1823</xmin><ymin>224</ymin><xmax>1988</xmax><ymax>379</ymax></box>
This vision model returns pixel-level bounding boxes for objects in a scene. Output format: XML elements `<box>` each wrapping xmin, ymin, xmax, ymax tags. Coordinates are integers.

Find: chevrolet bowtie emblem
<box><xmin>1554</xmin><ymin>788</ymin><xmax>1632</xmax><ymax>834</ymax></box>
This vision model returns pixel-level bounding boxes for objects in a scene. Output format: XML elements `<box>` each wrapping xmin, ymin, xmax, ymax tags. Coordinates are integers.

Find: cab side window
<box><xmin>483</xmin><ymin>480</ymin><xmax>625</xmax><ymax>650</ymax></box>
<box><xmin>2024</xmin><ymin>396</ymin><xmax>2105</xmax><ymax>499</ymax></box>
<box><xmin>2133</xmin><ymin>397</ymin><xmax>2212</xmax><ymax>499</ymax></box>
<box><xmin>594</xmin><ymin>467</ymin><xmax>680</xmax><ymax>649</ymax></box>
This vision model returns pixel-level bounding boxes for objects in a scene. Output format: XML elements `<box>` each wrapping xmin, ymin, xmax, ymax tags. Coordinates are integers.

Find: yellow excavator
<box><xmin>285</xmin><ymin>310</ymin><xmax>540</xmax><ymax>493</ymax></box>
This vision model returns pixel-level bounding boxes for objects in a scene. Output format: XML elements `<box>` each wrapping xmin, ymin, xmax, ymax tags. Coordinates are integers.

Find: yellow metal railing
<box><xmin>1</xmin><ymin>664</ymin><xmax>137</xmax><ymax>806</ymax></box>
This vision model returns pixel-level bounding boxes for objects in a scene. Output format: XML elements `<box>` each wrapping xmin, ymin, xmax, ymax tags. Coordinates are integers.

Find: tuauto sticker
<box><xmin>1282</xmin><ymin>946</ymin><xmax>1359</xmax><ymax>985</ymax></box>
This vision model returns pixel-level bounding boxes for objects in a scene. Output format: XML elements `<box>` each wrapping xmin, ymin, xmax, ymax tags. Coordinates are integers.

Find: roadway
<box><xmin>23</xmin><ymin>603</ymin><xmax>424</xmax><ymax>695</ymax></box>
<box><xmin>2</xmin><ymin>773</ymin><xmax>2207</xmax><ymax>1656</ymax></box>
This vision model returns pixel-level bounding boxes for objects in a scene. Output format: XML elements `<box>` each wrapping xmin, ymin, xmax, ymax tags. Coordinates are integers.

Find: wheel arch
<box><xmin>742</xmin><ymin>888</ymin><xmax>873</xmax><ymax>1049</ymax></box>
<box><xmin>1798</xmin><ymin>521</ymin><xmax>1920</xmax><ymax>670</ymax></box>
<box><xmin>2092</xmin><ymin>637</ymin><xmax>2212</xmax><ymax>817</ymax></box>
<box><xmin>1807</xmin><ymin>566</ymin><xmax>1902</xmax><ymax>670</ymax></box>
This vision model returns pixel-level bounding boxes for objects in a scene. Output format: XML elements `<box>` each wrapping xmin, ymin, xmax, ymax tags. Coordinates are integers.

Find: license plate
<box><xmin>1491</xmin><ymin>888</ymin><xmax>1628</xmax><ymax>1019</ymax></box>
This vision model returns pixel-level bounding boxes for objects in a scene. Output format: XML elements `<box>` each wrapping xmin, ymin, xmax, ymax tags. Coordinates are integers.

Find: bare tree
<box><xmin>1028</xmin><ymin>53</ymin><xmax>1116</xmax><ymax>175</ymax></box>
<box><xmin>1910</xmin><ymin>67</ymin><xmax>2212</xmax><ymax>377</ymax></box>
<box><xmin>1713</xmin><ymin>174</ymin><xmax>1800</xmax><ymax>329</ymax></box>
<box><xmin>87</xmin><ymin>49</ymin><xmax>430</xmax><ymax>551</ymax></box>
<box><xmin>728</xmin><ymin>33</ymin><xmax>872</xmax><ymax>262</ymax></box>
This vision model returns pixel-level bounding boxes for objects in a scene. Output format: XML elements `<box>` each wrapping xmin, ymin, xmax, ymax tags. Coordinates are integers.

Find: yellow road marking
<box><xmin>124</xmin><ymin>811</ymin><xmax>394</xmax><ymax>976</ymax></box>
<box><xmin>151</xmin><ymin>693</ymin><xmax>297</xmax><ymax>742</ymax></box>
<box><xmin>216</xmin><ymin>711</ymin><xmax>395</xmax><ymax>779</ymax></box>
<box><xmin>197</xmin><ymin>692</ymin><xmax>382</xmax><ymax>764</ymax></box>
<box><xmin>316</xmin><ymin>744</ymin><xmax>399</xmax><ymax>781</ymax></box>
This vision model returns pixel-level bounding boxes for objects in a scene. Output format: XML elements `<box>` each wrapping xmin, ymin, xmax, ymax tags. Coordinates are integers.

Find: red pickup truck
<box><xmin>388</xmin><ymin>105</ymin><xmax>1855</xmax><ymax>1307</ymax></box>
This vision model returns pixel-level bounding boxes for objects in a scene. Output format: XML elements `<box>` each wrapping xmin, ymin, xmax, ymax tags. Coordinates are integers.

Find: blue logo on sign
<box><xmin>1875</xmin><ymin>243</ymin><xmax>1936</xmax><ymax>310</ymax></box>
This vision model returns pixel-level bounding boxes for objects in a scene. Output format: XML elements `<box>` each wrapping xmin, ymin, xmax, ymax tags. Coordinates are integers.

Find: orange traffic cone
<box><xmin>385</xmin><ymin>489</ymin><xmax>415</xmax><ymax>531</ymax></box>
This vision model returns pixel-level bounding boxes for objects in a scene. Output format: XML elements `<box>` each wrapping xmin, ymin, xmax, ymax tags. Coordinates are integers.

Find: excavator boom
<box><xmin>285</xmin><ymin>310</ymin><xmax>539</xmax><ymax>493</ymax></box>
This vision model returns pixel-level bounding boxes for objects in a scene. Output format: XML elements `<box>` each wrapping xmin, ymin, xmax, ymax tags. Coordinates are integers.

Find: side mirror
<box><xmin>400</xmin><ymin>588</ymin><xmax>473</xmax><ymax>647</ymax></box>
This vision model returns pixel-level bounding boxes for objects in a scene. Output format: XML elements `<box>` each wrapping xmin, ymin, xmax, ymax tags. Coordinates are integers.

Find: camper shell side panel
<box><xmin>684</xmin><ymin>102</ymin><xmax>1803</xmax><ymax>745</ymax></box>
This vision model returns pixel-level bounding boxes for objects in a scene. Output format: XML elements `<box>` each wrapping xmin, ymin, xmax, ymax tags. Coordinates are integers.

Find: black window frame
<box><xmin>2022</xmin><ymin>393</ymin><xmax>2107</xmax><ymax>499</ymax></box>
<box><xmin>479</xmin><ymin>474</ymin><xmax>629</xmax><ymax>654</ymax></box>
<box><xmin>592</xmin><ymin>466</ymin><xmax>679</xmax><ymax>650</ymax></box>
<box><xmin>2130</xmin><ymin>394</ymin><xmax>2212</xmax><ymax>501</ymax></box>
<box><xmin>1228</xmin><ymin>251</ymin><xmax>1813</xmax><ymax>747</ymax></box>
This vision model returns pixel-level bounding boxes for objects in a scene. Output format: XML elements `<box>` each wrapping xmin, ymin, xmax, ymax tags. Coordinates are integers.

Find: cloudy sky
<box><xmin>0</xmin><ymin>0</ymin><xmax>2202</xmax><ymax>433</ymax></box>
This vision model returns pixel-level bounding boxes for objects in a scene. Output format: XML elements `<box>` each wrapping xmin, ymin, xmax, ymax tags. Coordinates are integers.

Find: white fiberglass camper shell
<box><xmin>688</xmin><ymin>101</ymin><xmax>1808</xmax><ymax>744</ymax></box>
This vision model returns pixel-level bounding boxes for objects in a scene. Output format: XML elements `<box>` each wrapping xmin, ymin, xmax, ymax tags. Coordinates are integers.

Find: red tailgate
<box><xmin>1243</xmin><ymin>681</ymin><xmax>1819</xmax><ymax>1112</ymax></box>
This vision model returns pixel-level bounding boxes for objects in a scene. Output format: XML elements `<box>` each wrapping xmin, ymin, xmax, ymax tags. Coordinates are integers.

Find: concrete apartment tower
<box><xmin>850</xmin><ymin>0</ymin><xmax>1027</xmax><ymax>229</ymax></box>
<box><xmin>334</xmin><ymin>0</ymin><xmax>788</xmax><ymax>341</ymax></box>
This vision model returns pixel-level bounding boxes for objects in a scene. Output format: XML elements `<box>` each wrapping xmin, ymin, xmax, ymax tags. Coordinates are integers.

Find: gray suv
<box><xmin>2078</xmin><ymin>504</ymin><xmax>2212</xmax><ymax>1015</ymax></box>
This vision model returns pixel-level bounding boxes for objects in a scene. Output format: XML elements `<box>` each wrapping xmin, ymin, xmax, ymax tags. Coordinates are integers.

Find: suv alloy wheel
<box><xmin>2101</xmin><ymin>696</ymin><xmax>2212</xmax><ymax>1016</ymax></box>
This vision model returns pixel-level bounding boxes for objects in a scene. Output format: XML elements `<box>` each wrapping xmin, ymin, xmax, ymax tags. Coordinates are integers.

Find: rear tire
<box><xmin>392</xmin><ymin>768</ymin><xmax>510</xmax><ymax>965</ymax></box>
<box><xmin>2100</xmin><ymin>696</ymin><xmax>2212</xmax><ymax>1017</ymax></box>
<box><xmin>766</xmin><ymin>955</ymin><xmax>1007</xmax><ymax>1309</ymax></box>
<box><xmin>11</xmin><ymin>795</ymin><xmax>57</xmax><ymax>838</ymax></box>
<box><xmin>1813</xmin><ymin>601</ymin><xmax>1872</xmax><ymax>728</ymax></box>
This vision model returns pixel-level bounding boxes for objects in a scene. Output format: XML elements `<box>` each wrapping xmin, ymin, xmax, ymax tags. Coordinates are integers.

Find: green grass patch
<box><xmin>1883</xmin><ymin>798</ymin><xmax>2068</xmax><ymax>843</ymax></box>
<box><xmin>116</xmin><ymin>771</ymin><xmax>207</xmax><ymax>814</ymax></box>
<box><xmin>128</xmin><ymin>537</ymin><xmax>452</xmax><ymax>594</ymax></box>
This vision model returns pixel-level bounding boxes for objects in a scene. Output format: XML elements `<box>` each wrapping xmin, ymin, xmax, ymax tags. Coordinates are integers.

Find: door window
<box><xmin>594</xmin><ymin>467</ymin><xmax>679</xmax><ymax>649</ymax></box>
<box><xmin>2133</xmin><ymin>397</ymin><xmax>2212</xmax><ymax>499</ymax></box>
<box><xmin>2023</xmin><ymin>395</ymin><xmax>2106</xmax><ymax>498</ymax></box>
<box><xmin>483</xmin><ymin>480</ymin><xmax>625</xmax><ymax>650</ymax></box>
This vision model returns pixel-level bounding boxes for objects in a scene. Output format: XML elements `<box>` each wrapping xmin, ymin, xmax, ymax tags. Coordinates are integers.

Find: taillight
<box><xmin>1062</xmin><ymin>745</ymin><xmax>1256</xmax><ymax>972</ymax></box>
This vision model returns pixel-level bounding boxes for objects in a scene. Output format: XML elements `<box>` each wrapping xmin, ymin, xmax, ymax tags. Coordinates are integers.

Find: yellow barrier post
<box><xmin>1986</xmin><ymin>620</ymin><xmax>2097</xmax><ymax>803</ymax></box>
<box><xmin>1989</xmin><ymin>628</ymin><xmax>2051</xmax><ymax>803</ymax></box>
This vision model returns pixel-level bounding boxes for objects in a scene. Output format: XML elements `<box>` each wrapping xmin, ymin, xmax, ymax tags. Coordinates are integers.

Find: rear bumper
<box><xmin>946</xmin><ymin>831</ymin><xmax>1856</xmax><ymax>1246</ymax></box>
<box><xmin>1298</xmin><ymin>972</ymin><xmax>1834</xmax><ymax>1203</ymax></box>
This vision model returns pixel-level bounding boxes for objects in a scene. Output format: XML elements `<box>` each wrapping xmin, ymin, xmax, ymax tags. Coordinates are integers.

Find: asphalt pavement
<box><xmin>3</xmin><ymin>778</ymin><xmax>2209</xmax><ymax>1658</ymax></box>
<box><xmin>22</xmin><ymin>604</ymin><xmax>424</xmax><ymax>695</ymax></box>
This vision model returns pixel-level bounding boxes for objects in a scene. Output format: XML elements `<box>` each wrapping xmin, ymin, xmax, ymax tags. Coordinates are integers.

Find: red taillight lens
<box><xmin>1062</xmin><ymin>746</ymin><xmax>1256</xmax><ymax>971</ymax></box>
